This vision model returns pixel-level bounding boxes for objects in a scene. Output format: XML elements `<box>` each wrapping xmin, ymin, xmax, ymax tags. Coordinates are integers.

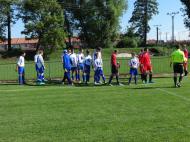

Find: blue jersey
<box><xmin>63</xmin><ymin>53</ymin><xmax>71</xmax><ymax>70</ymax></box>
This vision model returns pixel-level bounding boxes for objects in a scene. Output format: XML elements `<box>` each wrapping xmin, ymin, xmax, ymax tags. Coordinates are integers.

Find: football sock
<box><xmin>19</xmin><ymin>75</ymin><xmax>23</xmax><ymax>84</ymax></box>
<box><xmin>174</xmin><ymin>76</ymin><xmax>177</xmax><ymax>86</ymax></box>
<box><xmin>82</xmin><ymin>74</ymin><xmax>85</xmax><ymax>82</ymax></box>
<box><xmin>116</xmin><ymin>75</ymin><xmax>119</xmax><ymax>84</ymax></box>
<box><xmin>128</xmin><ymin>76</ymin><xmax>132</xmax><ymax>84</ymax></box>
<box><xmin>144</xmin><ymin>74</ymin><xmax>147</xmax><ymax>83</ymax></box>
<box><xmin>179</xmin><ymin>76</ymin><xmax>183</xmax><ymax>83</ymax></box>
<box><xmin>149</xmin><ymin>74</ymin><xmax>152</xmax><ymax>82</ymax></box>
<box><xmin>134</xmin><ymin>76</ymin><xmax>137</xmax><ymax>84</ymax></box>
<box><xmin>108</xmin><ymin>75</ymin><xmax>113</xmax><ymax>84</ymax></box>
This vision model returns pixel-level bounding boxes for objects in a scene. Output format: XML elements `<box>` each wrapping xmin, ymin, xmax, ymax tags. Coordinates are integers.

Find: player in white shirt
<box><xmin>92</xmin><ymin>47</ymin><xmax>102</xmax><ymax>83</ymax></box>
<box><xmin>77</xmin><ymin>48</ymin><xmax>85</xmax><ymax>83</ymax></box>
<box><xmin>70</xmin><ymin>48</ymin><xmax>78</xmax><ymax>81</ymax></box>
<box><xmin>36</xmin><ymin>51</ymin><xmax>46</xmax><ymax>84</ymax></box>
<box><xmin>16</xmin><ymin>52</ymin><xmax>26</xmax><ymax>85</ymax></box>
<box><xmin>94</xmin><ymin>53</ymin><xmax>106</xmax><ymax>85</ymax></box>
<box><xmin>128</xmin><ymin>52</ymin><xmax>139</xmax><ymax>85</ymax></box>
<box><xmin>84</xmin><ymin>50</ymin><xmax>92</xmax><ymax>84</ymax></box>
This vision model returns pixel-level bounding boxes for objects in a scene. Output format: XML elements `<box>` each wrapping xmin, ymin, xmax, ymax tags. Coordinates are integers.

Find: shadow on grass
<box><xmin>0</xmin><ymin>80</ymin><xmax>175</xmax><ymax>90</ymax></box>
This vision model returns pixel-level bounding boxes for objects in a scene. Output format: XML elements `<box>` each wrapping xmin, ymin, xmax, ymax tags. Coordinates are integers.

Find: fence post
<box><xmin>48</xmin><ymin>61</ymin><xmax>51</xmax><ymax>80</ymax></box>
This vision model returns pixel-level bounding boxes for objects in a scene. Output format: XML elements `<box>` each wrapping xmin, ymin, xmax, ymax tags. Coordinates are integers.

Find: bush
<box><xmin>117</xmin><ymin>37</ymin><xmax>138</xmax><ymax>48</ymax></box>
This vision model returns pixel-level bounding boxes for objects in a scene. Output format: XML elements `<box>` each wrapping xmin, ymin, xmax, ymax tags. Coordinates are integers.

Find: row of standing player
<box><xmin>61</xmin><ymin>47</ymin><xmax>106</xmax><ymax>85</ymax></box>
<box><xmin>16</xmin><ymin>47</ymin><xmax>154</xmax><ymax>85</ymax></box>
<box><xmin>16</xmin><ymin>46</ymin><xmax>188</xmax><ymax>86</ymax></box>
<box><xmin>60</xmin><ymin>47</ymin><xmax>155</xmax><ymax>86</ymax></box>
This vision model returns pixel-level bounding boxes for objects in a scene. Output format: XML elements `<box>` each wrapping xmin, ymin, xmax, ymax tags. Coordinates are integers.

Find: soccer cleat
<box><xmin>177</xmin><ymin>83</ymin><xmax>181</xmax><ymax>88</ymax></box>
<box><xmin>118</xmin><ymin>83</ymin><xmax>124</xmax><ymax>86</ymax></box>
<box><xmin>43</xmin><ymin>79</ymin><xmax>48</xmax><ymax>82</ymax></box>
<box><xmin>94</xmin><ymin>82</ymin><xmax>99</xmax><ymax>85</ymax></box>
<box><xmin>149</xmin><ymin>81</ymin><xmax>155</xmax><ymax>84</ymax></box>
<box><xmin>38</xmin><ymin>82</ymin><xmax>45</xmax><ymax>85</ymax></box>
<box><xmin>108</xmin><ymin>83</ymin><xmax>113</xmax><ymax>86</ymax></box>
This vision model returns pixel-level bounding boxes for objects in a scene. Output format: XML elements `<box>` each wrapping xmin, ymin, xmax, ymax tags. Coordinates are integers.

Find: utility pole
<box><xmin>167</xmin><ymin>12</ymin><xmax>179</xmax><ymax>44</ymax></box>
<box><xmin>154</xmin><ymin>25</ymin><xmax>161</xmax><ymax>44</ymax></box>
<box><xmin>165</xmin><ymin>32</ymin><xmax>168</xmax><ymax>42</ymax></box>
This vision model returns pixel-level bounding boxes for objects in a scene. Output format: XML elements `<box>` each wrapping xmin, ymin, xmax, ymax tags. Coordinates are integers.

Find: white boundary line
<box><xmin>156</xmin><ymin>88</ymin><xmax>190</xmax><ymax>102</ymax></box>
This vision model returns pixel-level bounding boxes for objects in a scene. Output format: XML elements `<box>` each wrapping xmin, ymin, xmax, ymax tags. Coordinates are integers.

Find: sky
<box><xmin>12</xmin><ymin>0</ymin><xmax>190</xmax><ymax>41</ymax></box>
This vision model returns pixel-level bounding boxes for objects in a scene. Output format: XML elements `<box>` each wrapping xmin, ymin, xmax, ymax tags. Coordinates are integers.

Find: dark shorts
<box><xmin>173</xmin><ymin>63</ymin><xmax>183</xmax><ymax>74</ymax></box>
<box><xmin>111</xmin><ymin>65</ymin><xmax>118</xmax><ymax>74</ymax></box>
<box><xmin>18</xmin><ymin>67</ymin><xmax>25</xmax><ymax>74</ymax></box>
<box><xmin>130</xmin><ymin>68</ymin><xmax>138</xmax><ymax>76</ymax></box>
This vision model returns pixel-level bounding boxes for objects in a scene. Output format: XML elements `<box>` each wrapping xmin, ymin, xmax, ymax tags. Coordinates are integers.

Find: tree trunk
<box><xmin>7</xmin><ymin>6</ymin><xmax>11</xmax><ymax>51</ymax></box>
<box><xmin>143</xmin><ymin>0</ymin><xmax>148</xmax><ymax>47</ymax></box>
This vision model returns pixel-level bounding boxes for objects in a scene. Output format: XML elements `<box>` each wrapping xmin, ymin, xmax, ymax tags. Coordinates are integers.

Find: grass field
<box><xmin>0</xmin><ymin>77</ymin><xmax>190</xmax><ymax>142</ymax></box>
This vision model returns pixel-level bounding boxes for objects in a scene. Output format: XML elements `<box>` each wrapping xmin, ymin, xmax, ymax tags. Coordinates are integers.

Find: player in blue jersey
<box><xmin>84</xmin><ymin>50</ymin><xmax>92</xmax><ymax>84</ymax></box>
<box><xmin>61</xmin><ymin>50</ymin><xmax>72</xmax><ymax>85</ymax></box>
<box><xmin>128</xmin><ymin>52</ymin><xmax>139</xmax><ymax>85</ymax></box>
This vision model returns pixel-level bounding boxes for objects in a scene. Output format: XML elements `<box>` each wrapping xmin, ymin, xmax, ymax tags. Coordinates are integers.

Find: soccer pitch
<box><xmin>0</xmin><ymin>78</ymin><xmax>190</xmax><ymax>142</ymax></box>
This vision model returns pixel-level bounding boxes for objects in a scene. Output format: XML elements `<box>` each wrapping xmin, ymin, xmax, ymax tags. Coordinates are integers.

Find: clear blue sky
<box><xmin>12</xmin><ymin>0</ymin><xmax>189</xmax><ymax>41</ymax></box>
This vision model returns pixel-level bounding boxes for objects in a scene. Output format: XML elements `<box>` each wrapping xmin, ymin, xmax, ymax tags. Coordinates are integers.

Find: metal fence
<box><xmin>0</xmin><ymin>56</ymin><xmax>176</xmax><ymax>82</ymax></box>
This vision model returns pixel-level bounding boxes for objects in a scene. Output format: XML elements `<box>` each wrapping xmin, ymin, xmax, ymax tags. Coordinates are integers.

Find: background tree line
<box><xmin>1</xmin><ymin>0</ymin><xmax>189</xmax><ymax>53</ymax></box>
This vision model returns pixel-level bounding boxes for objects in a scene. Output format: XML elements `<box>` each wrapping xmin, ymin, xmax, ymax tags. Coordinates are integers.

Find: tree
<box><xmin>20</xmin><ymin>0</ymin><xmax>66</xmax><ymax>53</ymax></box>
<box><xmin>0</xmin><ymin>0</ymin><xmax>19</xmax><ymax>51</ymax></box>
<box><xmin>129</xmin><ymin>0</ymin><xmax>158</xmax><ymax>46</ymax></box>
<box><xmin>59</xmin><ymin>0</ymin><xmax>127</xmax><ymax>48</ymax></box>
<box><xmin>181</xmin><ymin>0</ymin><xmax>190</xmax><ymax>30</ymax></box>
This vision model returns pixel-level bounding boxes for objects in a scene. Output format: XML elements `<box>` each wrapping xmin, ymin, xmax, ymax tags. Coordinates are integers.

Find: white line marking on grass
<box><xmin>157</xmin><ymin>88</ymin><xmax>190</xmax><ymax>102</ymax></box>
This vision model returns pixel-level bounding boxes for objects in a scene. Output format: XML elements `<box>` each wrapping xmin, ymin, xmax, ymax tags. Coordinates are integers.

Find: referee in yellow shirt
<box><xmin>170</xmin><ymin>45</ymin><xmax>186</xmax><ymax>87</ymax></box>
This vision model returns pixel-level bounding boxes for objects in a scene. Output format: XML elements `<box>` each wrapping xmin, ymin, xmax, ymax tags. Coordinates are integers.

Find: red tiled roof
<box><xmin>0</xmin><ymin>37</ymin><xmax>81</xmax><ymax>45</ymax></box>
<box><xmin>0</xmin><ymin>38</ymin><xmax>38</xmax><ymax>45</ymax></box>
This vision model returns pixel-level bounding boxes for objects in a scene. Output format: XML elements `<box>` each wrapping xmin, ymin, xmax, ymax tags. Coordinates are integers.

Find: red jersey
<box><xmin>138</xmin><ymin>52</ymin><xmax>144</xmax><ymax>64</ymax></box>
<box><xmin>184</xmin><ymin>49</ymin><xmax>188</xmax><ymax>59</ymax></box>
<box><xmin>111</xmin><ymin>53</ymin><xmax>117</xmax><ymax>66</ymax></box>
<box><xmin>142</xmin><ymin>52</ymin><xmax>151</xmax><ymax>66</ymax></box>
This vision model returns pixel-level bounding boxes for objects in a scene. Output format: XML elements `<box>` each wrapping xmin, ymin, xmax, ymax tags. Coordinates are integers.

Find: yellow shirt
<box><xmin>171</xmin><ymin>49</ymin><xmax>185</xmax><ymax>63</ymax></box>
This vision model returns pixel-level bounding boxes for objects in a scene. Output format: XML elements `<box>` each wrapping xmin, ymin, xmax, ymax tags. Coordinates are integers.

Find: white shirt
<box><xmin>70</xmin><ymin>53</ymin><xmax>78</xmax><ymax>67</ymax></box>
<box><xmin>84</xmin><ymin>55</ymin><xmax>92</xmax><ymax>66</ymax></box>
<box><xmin>92</xmin><ymin>51</ymin><xmax>102</xmax><ymax>61</ymax></box>
<box><xmin>77</xmin><ymin>53</ymin><xmax>84</xmax><ymax>64</ymax></box>
<box><xmin>36</xmin><ymin>54</ymin><xmax>45</xmax><ymax>68</ymax></box>
<box><xmin>34</xmin><ymin>54</ymin><xmax>39</xmax><ymax>63</ymax></box>
<box><xmin>17</xmin><ymin>56</ymin><xmax>25</xmax><ymax>67</ymax></box>
<box><xmin>129</xmin><ymin>57</ymin><xmax>139</xmax><ymax>69</ymax></box>
<box><xmin>94</xmin><ymin>58</ymin><xmax>103</xmax><ymax>70</ymax></box>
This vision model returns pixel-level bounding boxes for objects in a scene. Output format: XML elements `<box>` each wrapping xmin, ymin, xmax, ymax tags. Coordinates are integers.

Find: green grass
<box><xmin>0</xmin><ymin>77</ymin><xmax>190</xmax><ymax>141</ymax></box>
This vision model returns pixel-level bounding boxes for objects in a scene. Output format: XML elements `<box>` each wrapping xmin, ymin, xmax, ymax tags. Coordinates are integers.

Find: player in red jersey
<box><xmin>141</xmin><ymin>48</ymin><xmax>153</xmax><ymax>83</ymax></box>
<box><xmin>108</xmin><ymin>50</ymin><xmax>123</xmax><ymax>86</ymax></box>
<box><xmin>138</xmin><ymin>49</ymin><xmax>145</xmax><ymax>82</ymax></box>
<box><xmin>183</xmin><ymin>44</ymin><xmax>188</xmax><ymax>76</ymax></box>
